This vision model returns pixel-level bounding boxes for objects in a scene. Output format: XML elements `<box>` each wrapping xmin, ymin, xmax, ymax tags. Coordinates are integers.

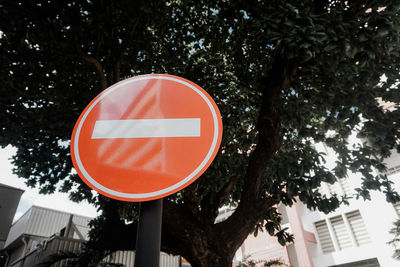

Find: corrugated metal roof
<box><xmin>4</xmin><ymin>206</ymin><xmax>92</xmax><ymax>248</ymax></box>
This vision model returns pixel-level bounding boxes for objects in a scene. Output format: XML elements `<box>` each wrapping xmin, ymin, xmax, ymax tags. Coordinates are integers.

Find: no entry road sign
<box><xmin>70</xmin><ymin>74</ymin><xmax>223</xmax><ymax>201</ymax></box>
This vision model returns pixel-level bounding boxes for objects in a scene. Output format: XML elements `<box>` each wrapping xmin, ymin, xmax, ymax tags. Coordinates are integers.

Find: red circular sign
<box><xmin>70</xmin><ymin>74</ymin><xmax>223</xmax><ymax>201</ymax></box>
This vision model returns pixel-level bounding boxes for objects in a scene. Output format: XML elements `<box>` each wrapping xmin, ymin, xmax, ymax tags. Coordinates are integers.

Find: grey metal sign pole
<box><xmin>134</xmin><ymin>198</ymin><xmax>163</xmax><ymax>267</ymax></box>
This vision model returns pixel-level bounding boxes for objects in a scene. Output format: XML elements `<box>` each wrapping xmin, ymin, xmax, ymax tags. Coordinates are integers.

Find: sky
<box><xmin>0</xmin><ymin>145</ymin><xmax>98</xmax><ymax>221</ymax></box>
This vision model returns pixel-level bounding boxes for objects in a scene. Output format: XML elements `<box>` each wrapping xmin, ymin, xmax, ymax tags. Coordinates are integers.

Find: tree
<box><xmin>389</xmin><ymin>219</ymin><xmax>400</xmax><ymax>260</ymax></box>
<box><xmin>1</xmin><ymin>0</ymin><xmax>400</xmax><ymax>266</ymax></box>
<box><xmin>236</xmin><ymin>257</ymin><xmax>287</xmax><ymax>267</ymax></box>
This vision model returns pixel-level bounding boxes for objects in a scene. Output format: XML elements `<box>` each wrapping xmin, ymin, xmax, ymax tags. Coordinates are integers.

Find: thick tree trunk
<box><xmin>160</xmin><ymin>200</ymin><xmax>242</xmax><ymax>267</ymax></box>
<box><xmin>171</xmin><ymin>55</ymin><xmax>293</xmax><ymax>267</ymax></box>
<box><xmin>181</xmin><ymin>229</ymin><xmax>237</xmax><ymax>267</ymax></box>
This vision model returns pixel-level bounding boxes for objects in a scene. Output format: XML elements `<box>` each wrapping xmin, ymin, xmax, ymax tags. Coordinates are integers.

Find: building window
<box><xmin>345</xmin><ymin>210</ymin><xmax>371</xmax><ymax>246</ymax></box>
<box><xmin>385</xmin><ymin>164</ymin><xmax>400</xmax><ymax>176</ymax></box>
<box><xmin>314</xmin><ymin>210</ymin><xmax>371</xmax><ymax>254</ymax></box>
<box><xmin>327</xmin><ymin>178</ymin><xmax>352</xmax><ymax>197</ymax></box>
<box><xmin>330</xmin><ymin>215</ymin><xmax>353</xmax><ymax>250</ymax></box>
<box><xmin>315</xmin><ymin>220</ymin><xmax>335</xmax><ymax>253</ymax></box>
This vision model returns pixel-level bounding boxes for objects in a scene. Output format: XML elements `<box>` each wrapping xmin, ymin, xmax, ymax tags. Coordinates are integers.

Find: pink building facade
<box><xmin>234</xmin><ymin>203</ymin><xmax>316</xmax><ymax>267</ymax></box>
<box><xmin>232</xmin><ymin>148</ymin><xmax>400</xmax><ymax>267</ymax></box>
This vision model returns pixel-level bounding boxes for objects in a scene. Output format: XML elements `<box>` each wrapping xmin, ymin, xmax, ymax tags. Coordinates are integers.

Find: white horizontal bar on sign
<box><xmin>91</xmin><ymin>118</ymin><xmax>201</xmax><ymax>139</ymax></box>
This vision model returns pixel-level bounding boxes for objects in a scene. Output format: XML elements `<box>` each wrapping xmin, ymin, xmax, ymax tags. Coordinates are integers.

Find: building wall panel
<box><xmin>5</xmin><ymin>209</ymin><xmax>32</xmax><ymax>247</ymax></box>
<box><xmin>22</xmin><ymin>207</ymin><xmax>92</xmax><ymax>240</ymax></box>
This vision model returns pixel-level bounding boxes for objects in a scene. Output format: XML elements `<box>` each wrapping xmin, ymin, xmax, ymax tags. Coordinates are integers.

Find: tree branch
<box><xmin>241</xmin><ymin>54</ymin><xmax>294</xmax><ymax>203</ymax></box>
<box><xmin>120</xmin><ymin>16</ymin><xmax>142</xmax><ymax>55</ymax></box>
<box><xmin>199</xmin><ymin>177</ymin><xmax>239</xmax><ymax>223</ymax></box>
<box><xmin>197</xmin><ymin>54</ymin><xmax>294</xmax><ymax>219</ymax></box>
<box><xmin>216</xmin><ymin>52</ymin><xmax>295</xmax><ymax>249</ymax></box>
<box><xmin>215</xmin><ymin>197</ymin><xmax>276</xmax><ymax>251</ymax></box>
<box><xmin>111</xmin><ymin>15</ymin><xmax>142</xmax><ymax>84</ymax></box>
<box><xmin>75</xmin><ymin>41</ymin><xmax>108</xmax><ymax>90</ymax></box>
<box><xmin>69</xmin><ymin>2</ymin><xmax>108</xmax><ymax>90</ymax></box>
<box><xmin>215</xmin><ymin>177</ymin><xmax>238</xmax><ymax>206</ymax></box>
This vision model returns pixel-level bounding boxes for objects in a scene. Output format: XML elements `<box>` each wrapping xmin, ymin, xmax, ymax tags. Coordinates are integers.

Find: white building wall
<box><xmin>303</xmin><ymin>197</ymin><xmax>399</xmax><ymax>266</ymax></box>
<box><xmin>298</xmin><ymin>148</ymin><xmax>400</xmax><ymax>267</ymax></box>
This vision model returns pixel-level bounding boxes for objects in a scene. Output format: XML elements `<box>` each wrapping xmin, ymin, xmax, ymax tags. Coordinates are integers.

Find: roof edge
<box><xmin>0</xmin><ymin>183</ymin><xmax>25</xmax><ymax>192</ymax></box>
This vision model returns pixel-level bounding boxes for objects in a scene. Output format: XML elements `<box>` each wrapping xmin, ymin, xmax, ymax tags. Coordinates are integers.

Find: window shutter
<box><xmin>330</xmin><ymin>215</ymin><xmax>353</xmax><ymax>250</ymax></box>
<box><xmin>339</xmin><ymin>178</ymin><xmax>352</xmax><ymax>196</ymax></box>
<box><xmin>385</xmin><ymin>164</ymin><xmax>400</xmax><ymax>176</ymax></box>
<box><xmin>346</xmin><ymin>210</ymin><xmax>371</xmax><ymax>246</ymax></box>
<box><xmin>315</xmin><ymin>220</ymin><xmax>335</xmax><ymax>253</ymax></box>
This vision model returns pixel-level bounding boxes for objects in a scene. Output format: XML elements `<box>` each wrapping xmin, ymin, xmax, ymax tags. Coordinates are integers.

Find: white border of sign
<box><xmin>72</xmin><ymin>75</ymin><xmax>220</xmax><ymax>200</ymax></box>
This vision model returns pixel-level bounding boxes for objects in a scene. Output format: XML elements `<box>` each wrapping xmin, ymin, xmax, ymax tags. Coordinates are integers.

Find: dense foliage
<box><xmin>1</xmin><ymin>0</ymin><xmax>400</xmax><ymax>266</ymax></box>
<box><xmin>389</xmin><ymin>219</ymin><xmax>400</xmax><ymax>260</ymax></box>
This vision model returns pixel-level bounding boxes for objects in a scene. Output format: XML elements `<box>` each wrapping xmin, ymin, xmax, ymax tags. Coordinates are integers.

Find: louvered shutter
<box><xmin>327</xmin><ymin>178</ymin><xmax>352</xmax><ymax>197</ymax></box>
<box><xmin>339</xmin><ymin>177</ymin><xmax>352</xmax><ymax>196</ymax></box>
<box><xmin>386</xmin><ymin>165</ymin><xmax>400</xmax><ymax>176</ymax></box>
<box><xmin>346</xmin><ymin>210</ymin><xmax>371</xmax><ymax>246</ymax></box>
<box><xmin>330</xmin><ymin>215</ymin><xmax>353</xmax><ymax>250</ymax></box>
<box><xmin>315</xmin><ymin>220</ymin><xmax>335</xmax><ymax>253</ymax></box>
